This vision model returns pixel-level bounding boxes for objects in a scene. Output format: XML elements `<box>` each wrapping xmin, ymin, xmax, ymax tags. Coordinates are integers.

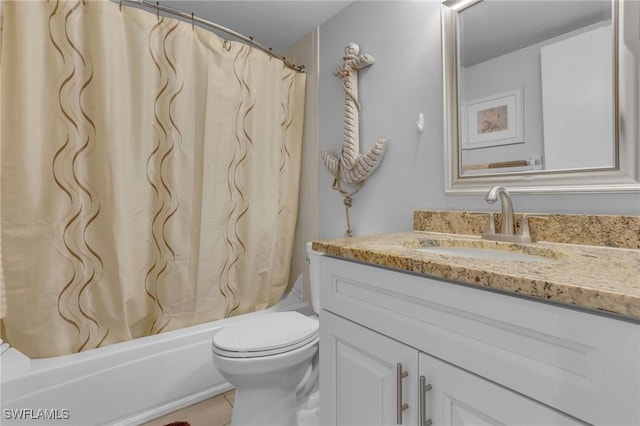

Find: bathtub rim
<box><xmin>1</xmin><ymin>298</ymin><xmax>311</xmax><ymax>426</ymax></box>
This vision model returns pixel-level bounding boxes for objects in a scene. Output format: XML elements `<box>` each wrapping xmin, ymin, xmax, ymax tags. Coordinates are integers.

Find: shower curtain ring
<box><xmin>191</xmin><ymin>12</ymin><xmax>194</xmax><ymax>30</ymax></box>
<box><xmin>223</xmin><ymin>39</ymin><xmax>231</xmax><ymax>52</ymax></box>
<box><xmin>119</xmin><ymin>0</ymin><xmax>122</xmax><ymax>11</ymax></box>
<box><xmin>156</xmin><ymin>1</ymin><xmax>160</xmax><ymax>20</ymax></box>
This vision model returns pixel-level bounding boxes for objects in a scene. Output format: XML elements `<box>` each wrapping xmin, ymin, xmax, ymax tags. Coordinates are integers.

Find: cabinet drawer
<box><xmin>319</xmin><ymin>255</ymin><xmax>640</xmax><ymax>425</ymax></box>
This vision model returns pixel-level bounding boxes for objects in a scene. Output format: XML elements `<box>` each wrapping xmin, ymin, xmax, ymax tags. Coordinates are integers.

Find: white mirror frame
<box><xmin>442</xmin><ymin>0</ymin><xmax>640</xmax><ymax>194</ymax></box>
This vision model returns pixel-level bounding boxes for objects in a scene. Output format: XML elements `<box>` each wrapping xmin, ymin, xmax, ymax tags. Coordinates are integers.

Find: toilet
<box><xmin>211</xmin><ymin>243</ymin><xmax>322</xmax><ymax>426</ymax></box>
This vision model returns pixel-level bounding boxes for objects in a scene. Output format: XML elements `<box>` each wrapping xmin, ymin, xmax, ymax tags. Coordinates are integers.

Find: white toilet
<box><xmin>211</xmin><ymin>243</ymin><xmax>322</xmax><ymax>426</ymax></box>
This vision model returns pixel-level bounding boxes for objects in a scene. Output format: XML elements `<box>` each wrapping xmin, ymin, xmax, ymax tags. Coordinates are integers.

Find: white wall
<box><xmin>318</xmin><ymin>1</ymin><xmax>640</xmax><ymax>240</ymax></box>
<box><xmin>541</xmin><ymin>25</ymin><xmax>613</xmax><ymax>170</ymax></box>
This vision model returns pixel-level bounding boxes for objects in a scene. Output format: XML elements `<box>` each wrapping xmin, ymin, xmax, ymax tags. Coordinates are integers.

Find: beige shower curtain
<box><xmin>0</xmin><ymin>0</ymin><xmax>305</xmax><ymax>358</ymax></box>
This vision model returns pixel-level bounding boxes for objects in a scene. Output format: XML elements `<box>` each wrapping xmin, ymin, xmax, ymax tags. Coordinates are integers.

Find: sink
<box><xmin>413</xmin><ymin>246</ymin><xmax>552</xmax><ymax>262</ymax></box>
<box><xmin>408</xmin><ymin>236</ymin><xmax>562</xmax><ymax>262</ymax></box>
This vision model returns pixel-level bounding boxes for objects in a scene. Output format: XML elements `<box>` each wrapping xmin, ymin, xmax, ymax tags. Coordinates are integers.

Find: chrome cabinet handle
<box><xmin>419</xmin><ymin>375</ymin><xmax>433</xmax><ymax>426</ymax></box>
<box><xmin>396</xmin><ymin>363</ymin><xmax>409</xmax><ymax>424</ymax></box>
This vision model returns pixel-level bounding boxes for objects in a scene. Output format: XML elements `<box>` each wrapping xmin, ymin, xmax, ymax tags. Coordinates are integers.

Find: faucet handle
<box><xmin>471</xmin><ymin>212</ymin><xmax>496</xmax><ymax>235</ymax></box>
<box><xmin>517</xmin><ymin>214</ymin><xmax>549</xmax><ymax>240</ymax></box>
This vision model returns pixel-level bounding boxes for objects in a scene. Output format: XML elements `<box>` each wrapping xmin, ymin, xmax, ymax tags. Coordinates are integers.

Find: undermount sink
<box><xmin>408</xmin><ymin>236</ymin><xmax>563</xmax><ymax>263</ymax></box>
<box><xmin>413</xmin><ymin>246</ymin><xmax>552</xmax><ymax>262</ymax></box>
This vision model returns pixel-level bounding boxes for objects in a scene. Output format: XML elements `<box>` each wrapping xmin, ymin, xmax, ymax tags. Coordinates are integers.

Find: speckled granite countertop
<box><xmin>312</xmin><ymin>231</ymin><xmax>640</xmax><ymax>321</ymax></box>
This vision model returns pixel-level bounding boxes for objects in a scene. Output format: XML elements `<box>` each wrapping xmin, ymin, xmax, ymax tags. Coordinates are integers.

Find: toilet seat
<box><xmin>212</xmin><ymin>312</ymin><xmax>319</xmax><ymax>358</ymax></box>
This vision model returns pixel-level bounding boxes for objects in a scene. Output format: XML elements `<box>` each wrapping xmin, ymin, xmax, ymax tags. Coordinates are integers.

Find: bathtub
<box><xmin>0</xmin><ymin>292</ymin><xmax>309</xmax><ymax>426</ymax></box>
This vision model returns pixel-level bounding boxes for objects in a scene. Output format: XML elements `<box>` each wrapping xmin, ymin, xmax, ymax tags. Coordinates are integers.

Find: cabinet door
<box><xmin>418</xmin><ymin>353</ymin><xmax>587</xmax><ymax>426</ymax></box>
<box><xmin>320</xmin><ymin>310</ymin><xmax>418</xmax><ymax>426</ymax></box>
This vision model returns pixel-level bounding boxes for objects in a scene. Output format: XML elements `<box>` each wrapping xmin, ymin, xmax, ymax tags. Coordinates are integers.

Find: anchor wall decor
<box><xmin>322</xmin><ymin>42</ymin><xmax>388</xmax><ymax>236</ymax></box>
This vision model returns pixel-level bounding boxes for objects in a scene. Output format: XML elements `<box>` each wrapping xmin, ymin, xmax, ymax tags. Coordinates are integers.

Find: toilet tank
<box><xmin>305</xmin><ymin>242</ymin><xmax>323</xmax><ymax>314</ymax></box>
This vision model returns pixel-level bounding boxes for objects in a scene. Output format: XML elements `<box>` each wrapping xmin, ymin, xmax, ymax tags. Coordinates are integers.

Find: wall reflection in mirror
<box><xmin>442</xmin><ymin>0</ymin><xmax>640</xmax><ymax>193</ymax></box>
<box><xmin>458</xmin><ymin>0</ymin><xmax>614</xmax><ymax>176</ymax></box>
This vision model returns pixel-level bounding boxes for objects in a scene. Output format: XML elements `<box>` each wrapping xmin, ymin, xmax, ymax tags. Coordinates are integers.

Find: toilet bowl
<box><xmin>211</xmin><ymin>243</ymin><xmax>323</xmax><ymax>426</ymax></box>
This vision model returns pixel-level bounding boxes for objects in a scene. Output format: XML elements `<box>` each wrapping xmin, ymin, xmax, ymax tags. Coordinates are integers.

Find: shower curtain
<box><xmin>0</xmin><ymin>0</ymin><xmax>305</xmax><ymax>358</ymax></box>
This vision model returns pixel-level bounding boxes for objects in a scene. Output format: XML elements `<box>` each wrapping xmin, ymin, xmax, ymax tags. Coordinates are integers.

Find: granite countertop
<box><xmin>312</xmin><ymin>231</ymin><xmax>640</xmax><ymax>321</ymax></box>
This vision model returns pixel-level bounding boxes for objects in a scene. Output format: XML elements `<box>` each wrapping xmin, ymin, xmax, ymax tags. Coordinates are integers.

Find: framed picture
<box><xmin>461</xmin><ymin>88</ymin><xmax>524</xmax><ymax>150</ymax></box>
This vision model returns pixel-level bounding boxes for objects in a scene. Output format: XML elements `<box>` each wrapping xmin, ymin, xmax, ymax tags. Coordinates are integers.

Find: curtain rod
<box><xmin>117</xmin><ymin>0</ymin><xmax>305</xmax><ymax>73</ymax></box>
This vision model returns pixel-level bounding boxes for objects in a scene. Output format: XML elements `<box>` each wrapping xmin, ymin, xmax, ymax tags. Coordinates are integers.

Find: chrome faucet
<box><xmin>480</xmin><ymin>186</ymin><xmax>548</xmax><ymax>243</ymax></box>
<box><xmin>485</xmin><ymin>186</ymin><xmax>514</xmax><ymax>235</ymax></box>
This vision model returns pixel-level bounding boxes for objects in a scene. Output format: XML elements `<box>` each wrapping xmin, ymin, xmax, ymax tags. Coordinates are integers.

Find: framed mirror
<box><xmin>442</xmin><ymin>0</ymin><xmax>640</xmax><ymax>193</ymax></box>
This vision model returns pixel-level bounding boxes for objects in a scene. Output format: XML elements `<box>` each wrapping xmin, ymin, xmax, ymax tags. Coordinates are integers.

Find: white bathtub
<box><xmin>0</xmin><ymin>294</ymin><xmax>309</xmax><ymax>426</ymax></box>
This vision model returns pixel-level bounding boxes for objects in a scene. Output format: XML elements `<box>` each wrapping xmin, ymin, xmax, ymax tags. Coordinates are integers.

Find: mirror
<box><xmin>442</xmin><ymin>0</ymin><xmax>640</xmax><ymax>193</ymax></box>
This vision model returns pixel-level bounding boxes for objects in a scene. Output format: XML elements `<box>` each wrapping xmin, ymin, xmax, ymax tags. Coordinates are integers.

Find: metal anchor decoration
<box><xmin>322</xmin><ymin>42</ymin><xmax>388</xmax><ymax>237</ymax></box>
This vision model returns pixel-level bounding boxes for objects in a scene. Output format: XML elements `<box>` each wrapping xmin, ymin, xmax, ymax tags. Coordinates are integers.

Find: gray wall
<box><xmin>318</xmin><ymin>1</ymin><xmax>640</xmax><ymax>239</ymax></box>
<box><xmin>461</xmin><ymin>41</ymin><xmax>545</xmax><ymax>168</ymax></box>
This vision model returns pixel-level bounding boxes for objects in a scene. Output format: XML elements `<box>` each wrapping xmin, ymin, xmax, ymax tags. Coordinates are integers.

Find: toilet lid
<box><xmin>212</xmin><ymin>312</ymin><xmax>319</xmax><ymax>358</ymax></box>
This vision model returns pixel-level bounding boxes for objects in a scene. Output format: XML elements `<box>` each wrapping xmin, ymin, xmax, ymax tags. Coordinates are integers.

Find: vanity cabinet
<box><xmin>321</xmin><ymin>310</ymin><xmax>418</xmax><ymax>426</ymax></box>
<box><xmin>318</xmin><ymin>255</ymin><xmax>640</xmax><ymax>425</ymax></box>
<box><xmin>322</xmin><ymin>310</ymin><xmax>583</xmax><ymax>425</ymax></box>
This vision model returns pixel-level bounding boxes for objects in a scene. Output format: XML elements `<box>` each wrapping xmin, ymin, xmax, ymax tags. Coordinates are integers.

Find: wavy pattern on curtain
<box><xmin>146</xmin><ymin>17</ymin><xmax>183</xmax><ymax>334</ymax></box>
<box><xmin>0</xmin><ymin>0</ymin><xmax>305</xmax><ymax>358</ymax></box>
<box><xmin>49</xmin><ymin>0</ymin><xmax>108</xmax><ymax>352</ymax></box>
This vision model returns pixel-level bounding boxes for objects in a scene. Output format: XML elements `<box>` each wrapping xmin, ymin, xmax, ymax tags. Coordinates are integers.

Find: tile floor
<box><xmin>141</xmin><ymin>390</ymin><xmax>235</xmax><ymax>426</ymax></box>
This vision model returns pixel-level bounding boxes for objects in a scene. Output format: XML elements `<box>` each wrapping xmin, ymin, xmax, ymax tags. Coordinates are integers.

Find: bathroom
<box><xmin>1</xmin><ymin>0</ymin><xmax>639</xmax><ymax>425</ymax></box>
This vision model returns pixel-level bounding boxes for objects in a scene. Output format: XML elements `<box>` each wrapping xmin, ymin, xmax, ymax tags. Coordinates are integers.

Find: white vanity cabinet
<box><xmin>321</xmin><ymin>310</ymin><xmax>419</xmax><ymax>426</ymax></box>
<box><xmin>318</xmin><ymin>255</ymin><xmax>640</xmax><ymax>426</ymax></box>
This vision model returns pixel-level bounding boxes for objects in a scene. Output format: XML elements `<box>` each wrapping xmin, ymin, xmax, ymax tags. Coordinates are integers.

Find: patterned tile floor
<box><xmin>141</xmin><ymin>390</ymin><xmax>235</xmax><ymax>426</ymax></box>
